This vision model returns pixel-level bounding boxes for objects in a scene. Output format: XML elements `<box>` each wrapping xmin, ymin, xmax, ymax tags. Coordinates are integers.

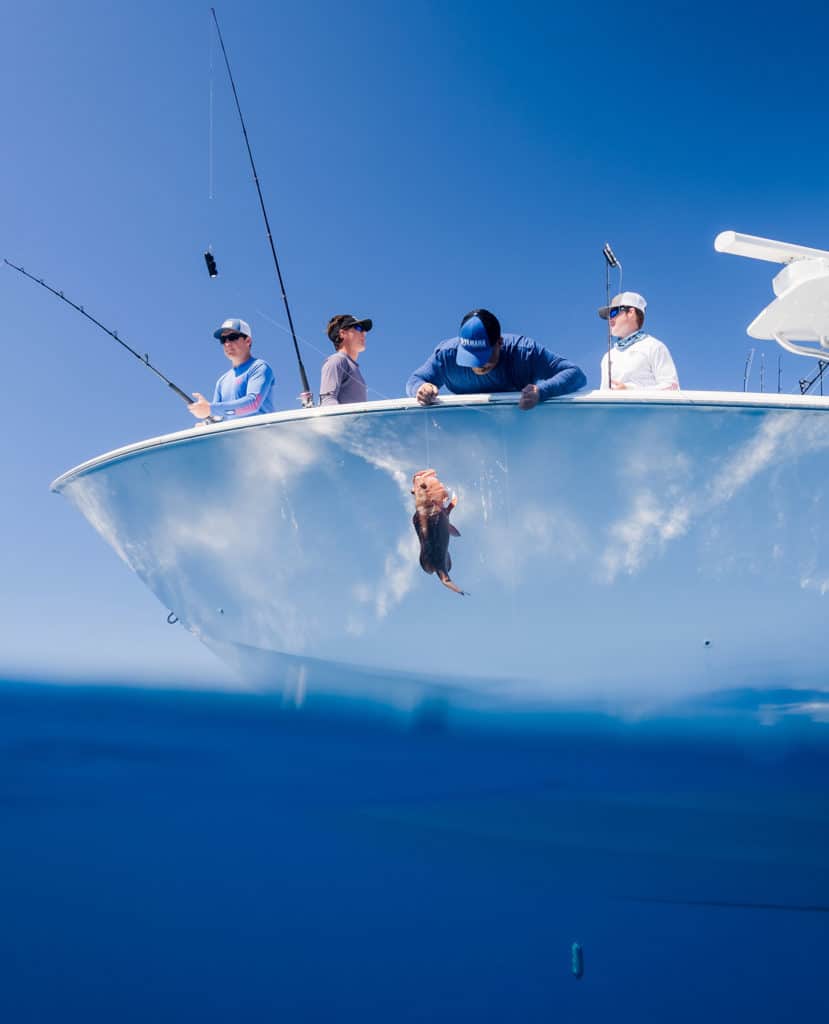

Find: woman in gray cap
<box><xmin>319</xmin><ymin>314</ymin><xmax>372</xmax><ymax>405</ymax></box>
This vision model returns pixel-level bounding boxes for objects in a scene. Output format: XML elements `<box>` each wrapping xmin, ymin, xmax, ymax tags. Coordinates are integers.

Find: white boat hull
<box><xmin>52</xmin><ymin>392</ymin><xmax>829</xmax><ymax>714</ymax></box>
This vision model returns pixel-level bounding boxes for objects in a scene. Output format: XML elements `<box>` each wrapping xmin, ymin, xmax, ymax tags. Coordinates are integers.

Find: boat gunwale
<box><xmin>50</xmin><ymin>388</ymin><xmax>829</xmax><ymax>493</ymax></box>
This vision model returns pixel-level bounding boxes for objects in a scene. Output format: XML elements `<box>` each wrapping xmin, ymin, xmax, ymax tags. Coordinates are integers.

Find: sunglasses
<box><xmin>220</xmin><ymin>332</ymin><xmax>246</xmax><ymax>343</ymax></box>
<box><xmin>608</xmin><ymin>306</ymin><xmax>632</xmax><ymax>319</ymax></box>
<box><xmin>350</xmin><ymin>324</ymin><xmax>366</xmax><ymax>333</ymax></box>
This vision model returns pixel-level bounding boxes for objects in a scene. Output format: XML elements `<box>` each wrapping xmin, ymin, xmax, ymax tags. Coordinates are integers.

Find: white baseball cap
<box><xmin>598</xmin><ymin>292</ymin><xmax>647</xmax><ymax>320</ymax></box>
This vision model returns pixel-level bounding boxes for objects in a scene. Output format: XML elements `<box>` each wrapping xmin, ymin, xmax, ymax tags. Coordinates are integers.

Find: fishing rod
<box><xmin>602</xmin><ymin>242</ymin><xmax>621</xmax><ymax>389</ymax></box>
<box><xmin>743</xmin><ymin>348</ymin><xmax>755</xmax><ymax>392</ymax></box>
<box><xmin>799</xmin><ymin>359</ymin><xmax>828</xmax><ymax>396</ymax></box>
<box><xmin>3</xmin><ymin>259</ymin><xmax>194</xmax><ymax>406</ymax></box>
<box><xmin>210</xmin><ymin>7</ymin><xmax>313</xmax><ymax>408</ymax></box>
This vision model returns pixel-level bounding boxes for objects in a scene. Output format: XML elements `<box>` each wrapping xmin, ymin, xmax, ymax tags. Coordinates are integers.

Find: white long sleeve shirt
<box><xmin>599</xmin><ymin>332</ymin><xmax>679</xmax><ymax>390</ymax></box>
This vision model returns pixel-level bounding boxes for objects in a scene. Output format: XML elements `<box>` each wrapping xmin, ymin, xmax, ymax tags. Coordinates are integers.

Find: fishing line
<box><xmin>204</xmin><ymin>12</ymin><xmax>218</xmax><ymax>278</ymax></box>
<box><xmin>4</xmin><ymin>259</ymin><xmax>194</xmax><ymax>406</ymax></box>
<box><xmin>423</xmin><ymin>410</ymin><xmax>432</xmax><ymax>466</ymax></box>
<box><xmin>499</xmin><ymin>419</ymin><xmax>518</xmax><ymax>633</ymax></box>
<box><xmin>210</xmin><ymin>7</ymin><xmax>313</xmax><ymax>407</ymax></box>
<box><xmin>208</xmin><ymin>11</ymin><xmax>214</xmax><ymax>205</ymax></box>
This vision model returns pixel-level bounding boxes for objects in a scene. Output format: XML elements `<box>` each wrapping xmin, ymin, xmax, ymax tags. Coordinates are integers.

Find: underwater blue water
<box><xmin>1</xmin><ymin>680</ymin><xmax>828</xmax><ymax>1021</ymax></box>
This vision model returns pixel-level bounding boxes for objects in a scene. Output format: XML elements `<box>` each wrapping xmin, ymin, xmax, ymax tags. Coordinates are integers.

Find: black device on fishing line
<box><xmin>204</xmin><ymin>249</ymin><xmax>218</xmax><ymax>278</ymax></box>
<box><xmin>4</xmin><ymin>259</ymin><xmax>195</xmax><ymax>407</ymax></box>
<box><xmin>210</xmin><ymin>7</ymin><xmax>314</xmax><ymax>407</ymax></box>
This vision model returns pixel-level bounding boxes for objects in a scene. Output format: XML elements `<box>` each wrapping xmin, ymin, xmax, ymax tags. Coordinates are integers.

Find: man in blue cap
<box><xmin>406</xmin><ymin>309</ymin><xmax>586</xmax><ymax>410</ymax></box>
<box><xmin>188</xmin><ymin>317</ymin><xmax>276</xmax><ymax>422</ymax></box>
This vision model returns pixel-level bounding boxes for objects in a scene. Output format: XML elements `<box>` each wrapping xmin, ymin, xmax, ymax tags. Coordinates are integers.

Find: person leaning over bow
<box><xmin>406</xmin><ymin>308</ymin><xmax>586</xmax><ymax>410</ymax></box>
<box><xmin>320</xmin><ymin>314</ymin><xmax>371</xmax><ymax>405</ymax></box>
<box><xmin>188</xmin><ymin>318</ymin><xmax>275</xmax><ymax>422</ymax></box>
<box><xmin>597</xmin><ymin>292</ymin><xmax>679</xmax><ymax>390</ymax></box>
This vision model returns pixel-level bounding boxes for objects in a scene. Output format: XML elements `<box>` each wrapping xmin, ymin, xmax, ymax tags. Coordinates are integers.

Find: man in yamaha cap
<box><xmin>188</xmin><ymin>318</ymin><xmax>276</xmax><ymax>422</ymax></box>
<box><xmin>320</xmin><ymin>314</ymin><xmax>372</xmax><ymax>405</ymax></box>
<box><xmin>406</xmin><ymin>308</ymin><xmax>585</xmax><ymax>410</ymax></box>
<box><xmin>597</xmin><ymin>292</ymin><xmax>679</xmax><ymax>390</ymax></box>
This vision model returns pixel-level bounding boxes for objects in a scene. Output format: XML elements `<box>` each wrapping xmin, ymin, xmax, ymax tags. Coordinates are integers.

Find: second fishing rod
<box><xmin>4</xmin><ymin>259</ymin><xmax>196</xmax><ymax>407</ymax></box>
<box><xmin>210</xmin><ymin>7</ymin><xmax>313</xmax><ymax>408</ymax></box>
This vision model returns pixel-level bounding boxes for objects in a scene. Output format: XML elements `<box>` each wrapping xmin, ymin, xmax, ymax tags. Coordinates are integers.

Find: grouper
<box><xmin>411</xmin><ymin>469</ymin><xmax>465</xmax><ymax>595</ymax></box>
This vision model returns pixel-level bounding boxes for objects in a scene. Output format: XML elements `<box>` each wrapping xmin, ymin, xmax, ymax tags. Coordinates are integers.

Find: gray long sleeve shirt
<box><xmin>319</xmin><ymin>351</ymin><xmax>368</xmax><ymax>406</ymax></box>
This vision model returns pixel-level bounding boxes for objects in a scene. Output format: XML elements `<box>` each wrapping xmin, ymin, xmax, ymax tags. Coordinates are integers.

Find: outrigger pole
<box><xmin>210</xmin><ymin>8</ymin><xmax>313</xmax><ymax>407</ymax></box>
<box><xmin>602</xmin><ymin>242</ymin><xmax>621</xmax><ymax>390</ymax></box>
<box><xmin>3</xmin><ymin>259</ymin><xmax>194</xmax><ymax>406</ymax></box>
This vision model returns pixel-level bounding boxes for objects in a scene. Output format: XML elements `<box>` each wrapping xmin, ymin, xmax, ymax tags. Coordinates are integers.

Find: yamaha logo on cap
<box><xmin>456</xmin><ymin>315</ymin><xmax>493</xmax><ymax>369</ymax></box>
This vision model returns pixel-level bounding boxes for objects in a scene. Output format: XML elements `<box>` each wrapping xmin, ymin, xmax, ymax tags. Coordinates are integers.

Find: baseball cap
<box><xmin>327</xmin><ymin>315</ymin><xmax>373</xmax><ymax>343</ymax></box>
<box><xmin>456</xmin><ymin>315</ymin><xmax>493</xmax><ymax>368</ymax></box>
<box><xmin>598</xmin><ymin>292</ymin><xmax>647</xmax><ymax>320</ymax></box>
<box><xmin>213</xmin><ymin>318</ymin><xmax>252</xmax><ymax>339</ymax></box>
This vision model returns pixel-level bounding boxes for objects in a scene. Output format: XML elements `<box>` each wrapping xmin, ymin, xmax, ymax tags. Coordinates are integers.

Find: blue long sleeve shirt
<box><xmin>405</xmin><ymin>334</ymin><xmax>586</xmax><ymax>402</ymax></box>
<box><xmin>210</xmin><ymin>357</ymin><xmax>275</xmax><ymax>419</ymax></box>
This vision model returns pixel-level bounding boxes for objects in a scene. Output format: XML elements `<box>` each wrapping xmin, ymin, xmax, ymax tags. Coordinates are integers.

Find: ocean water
<box><xmin>1</xmin><ymin>680</ymin><xmax>828</xmax><ymax>1021</ymax></box>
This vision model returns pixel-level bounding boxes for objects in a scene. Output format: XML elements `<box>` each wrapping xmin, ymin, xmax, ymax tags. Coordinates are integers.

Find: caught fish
<box><xmin>411</xmin><ymin>469</ymin><xmax>465</xmax><ymax>595</ymax></box>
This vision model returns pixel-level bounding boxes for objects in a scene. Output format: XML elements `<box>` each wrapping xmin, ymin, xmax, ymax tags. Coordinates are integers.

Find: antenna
<box><xmin>715</xmin><ymin>231</ymin><xmax>829</xmax><ymax>265</ymax></box>
<box><xmin>716</xmin><ymin>229</ymin><xmax>829</xmax><ymax>361</ymax></box>
<box><xmin>602</xmin><ymin>243</ymin><xmax>622</xmax><ymax>389</ymax></box>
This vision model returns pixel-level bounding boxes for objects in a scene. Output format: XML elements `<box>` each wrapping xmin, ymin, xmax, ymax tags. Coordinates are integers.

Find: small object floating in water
<box><xmin>204</xmin><ymin>250</ymin><xmax>218</xmax><ymax>278</ymax></box>
<box><xmin>704</xmin><ymin>639</ymin><xmax>712</xmax><ymax>647</ymax></box>
<box><xmin>411</xmin><ymin>469</ymin><xmax>465</xmax><ymax>595</ymax></box>
<box><xmin>571</xmin><ymin>941</ymin><xmax>584</xmax><ymax>980</ymax></box>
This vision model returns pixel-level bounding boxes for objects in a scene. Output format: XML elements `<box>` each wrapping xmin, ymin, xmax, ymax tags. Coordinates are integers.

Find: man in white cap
<box><xmin>188</xmin><ymin>318</ymin><xmax>276</xmax><ymax>422</ymax></box>
<box><xmin>597</xmin><ymin>292</ymin><xmax>679</xmax><ymax>390</ymax></box>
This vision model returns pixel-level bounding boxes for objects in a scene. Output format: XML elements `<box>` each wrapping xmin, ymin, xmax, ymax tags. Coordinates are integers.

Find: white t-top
<box><xmin>599</xmin><ymin>333</ymin><xmax>679</xmax><ymax>390</ymax></box>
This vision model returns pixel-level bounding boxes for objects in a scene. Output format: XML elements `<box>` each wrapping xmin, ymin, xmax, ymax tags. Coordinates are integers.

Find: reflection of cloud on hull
<box><xmin>487</xmin><ymin>502</ymin><xmax>589</xmax><ymax>587</ymax></box>
<box><xmin>378</xmin><ymin>532</ymin><xmax>421</xmax><ymax>616</ymax></box>
<box><xmin>601</xmin><ymin>412</ymin><xmax>829</xmax><ymax>583</ymax></box>
<box><xmin>334</xmin><ymin>419</ymin><xmax>425</xmax><ymax>621</ymax></box>
<box><xmin>349</xmin><ymin>531</ymin><xmax>420</xmax><ymax>631</ymax></box>
<box><xmin>237</xmin><ymin>422</ymin><xmax>332</xmax><ymax>484</ymax></box>
<box><xmin>602</xmin><ymin>493</ymin><xmax>691</xmax><ymax>581</ymax></box>
<box><xmin>800</xmin><ymin>575</ymin><xmax>829</xmax><ymax>596</ymax></box>
<box><xmin>709</xmin><ymin>413</ymin><xmax>804</xmax><ymax>503</ymax></box>
<box><xmin>65</xmin><ymin>481</ymin><xmax>132</xmax><ymax>567</ymax></box>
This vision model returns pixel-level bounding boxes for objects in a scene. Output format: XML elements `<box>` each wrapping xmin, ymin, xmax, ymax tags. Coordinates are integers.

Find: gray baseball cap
<box><xmin>213</xmin><ymin>318</ymin><xmax>251</xmax><ymax>339</ymax></box>
<box><xmin>598</xmin><ymin>292</ymin><xmax>647</xmax><ymax>320</ymax></box>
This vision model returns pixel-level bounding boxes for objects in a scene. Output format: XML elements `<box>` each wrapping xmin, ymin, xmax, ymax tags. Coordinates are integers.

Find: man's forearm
<box><xmin>536</xmin><ymin>364</ymin><xmax>587</xmax><ymax>400</ymax></box>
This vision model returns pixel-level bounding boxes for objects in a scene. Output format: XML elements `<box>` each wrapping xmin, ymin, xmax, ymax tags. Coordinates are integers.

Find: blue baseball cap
<box><xmin>456</xmin><ymin>315</ymin><xmax>493</xmax><ymax>368</ymax></box>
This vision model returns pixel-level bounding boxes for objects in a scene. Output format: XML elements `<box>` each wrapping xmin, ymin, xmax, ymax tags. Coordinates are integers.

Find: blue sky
<box><xmin>2</xmin><ymin>0</ymin><xmax>828</xmax><ymax>684</ymax></box>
